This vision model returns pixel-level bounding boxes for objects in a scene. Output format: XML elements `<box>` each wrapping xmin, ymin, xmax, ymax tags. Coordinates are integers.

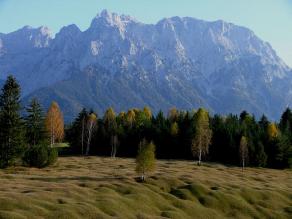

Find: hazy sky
<box><xmin>0</xmin><ymin>0</ymin><xmax>291</xmax><ymax>67</ymax></box>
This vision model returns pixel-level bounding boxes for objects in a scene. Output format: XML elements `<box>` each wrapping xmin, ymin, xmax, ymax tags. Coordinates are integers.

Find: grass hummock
<box><xmin>0</xmin><ymin>157</ymin><xmax>291</xmax><ymax>219</ymax></box>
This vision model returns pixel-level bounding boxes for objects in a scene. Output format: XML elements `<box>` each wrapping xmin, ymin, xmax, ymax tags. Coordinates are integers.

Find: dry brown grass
<box><xmin>0</xmin><ymin>157</ymin><xmax>291</xmax><ymax>219</ymax></box>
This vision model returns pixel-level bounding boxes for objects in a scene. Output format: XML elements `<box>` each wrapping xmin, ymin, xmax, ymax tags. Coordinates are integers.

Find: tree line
<box><xmin>0</xmin><ymin>75</ymin><xmax>291</xmax><ymax>170</ymax></box>
<box><xmin>67</xmin><ymin>105</ymin><xmax>292</xmax><ymax>169</ymax></box>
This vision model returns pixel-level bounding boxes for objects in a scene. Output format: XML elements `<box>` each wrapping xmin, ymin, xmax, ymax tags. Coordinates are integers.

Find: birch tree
<box><xmin>103</xmin><ymin>108</ymin><xmax>118</xmax><ymax>158</ymax></box>
<box><xmin>126</xmin><ymin>109</ymin><xmax>136</xmax><ymax>129</ymax></box>
<box><xmin>85</xmin><ymin>113</ymin><xmax>97</xmax><ymax>156</ymax></box>
<box><xmin>45</xmin><ymin>101</ymin><xmax>64</xmax><ymax>147</ymax></box>
<box><xmin>135</xmin><ymin>139</ymin><xmax>156</xmax><ymax>181</ymax></box>
<box><xmin>239</xmin><ymin>136</ymin><xmax>248</xmax><ymax>171</ymax></box>
<box><xmin>191</xmin><ymin>108</ymin><xmax>212</xmax><ymax>165</ymax></box>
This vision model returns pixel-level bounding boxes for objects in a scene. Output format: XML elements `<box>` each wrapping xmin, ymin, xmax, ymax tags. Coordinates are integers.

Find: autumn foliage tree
<box><xmin>136</xmin><ymin>139</ymin><xmax>156</xmax><ymax>181</ymax></box>
<box><xmin>85</xmin><ymin>113</ymin><xmax>97</xmax><ymax>155</ymax></box>
<box><xmin>45</xmin><ymin>101</ymin><xmax>64</xmax><ymax>146</ymax></box>
<box><xmin>267</xmin><ymin>123</ymin><xmax>279</xmax><ymax>140</ymax></box>
<box><xmin>191</xmin><ymin>108</ymin><xmax>212</xmax><ymax>165</ymax></box>
<box><xmin>103</xmin><ymin>108</ymin><xmax>118</xmax><ymax>158</ymax></box>
<box><xmin>239</xmin><ymin>136</ymin><xmax>248</xmax><ymax>171</ymax></box>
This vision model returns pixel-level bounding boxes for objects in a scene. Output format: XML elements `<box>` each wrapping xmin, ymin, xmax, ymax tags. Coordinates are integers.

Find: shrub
<box><xmin>23</xmin><ymin>145</ymin><xmax>58</xmax><ymax>168</ymax></box>
<box><xmin>47</xmin><ymin>147</ymin><xmax>58</xmax><ymax>166</ymax></box>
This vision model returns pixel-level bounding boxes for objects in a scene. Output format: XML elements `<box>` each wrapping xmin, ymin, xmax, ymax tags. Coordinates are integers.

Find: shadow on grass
<box><xmin>28</xmin><ymin>176</ymin><xmax>127</xmax><ymax>182</ymax></box>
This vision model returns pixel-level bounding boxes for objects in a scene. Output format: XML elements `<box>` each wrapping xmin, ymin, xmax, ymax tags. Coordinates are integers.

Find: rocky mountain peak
<box><xmin>0</xmin><ymin>10</ymin><xmax>291</xmax><ymax>120</ymax></box>
<box><xmin>90</xmin><ymin>9</ymin><xmax>137</xmax><ymax>29</ymax></box>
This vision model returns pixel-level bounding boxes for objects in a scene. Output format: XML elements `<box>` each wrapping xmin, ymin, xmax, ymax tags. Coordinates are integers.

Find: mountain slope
<box><xmin>1</xmin><ymin>10</ymin><xmax>292</xmax><ymax>120</ymax></box>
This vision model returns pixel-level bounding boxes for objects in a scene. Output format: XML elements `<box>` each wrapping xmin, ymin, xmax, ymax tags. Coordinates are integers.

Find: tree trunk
<box><xmin>110</xmin><ymin>135</ymin><xmax>118</xmax><ymax>158</ymax></box>
<box><xmin>110</xmin><ymin>135</ymin><xmax>114</xmax><ymax>158</ymax></box>
<box><xmin>141</xmin><ymin>169</ymin><xmax>145</xmax><ymax>182</ymax></box>
<box><xmin>81</xmin><ymin>118</ymin><xmax>84</xmax><ymax>156</ymax></box>
<box><xmin>198</xmin><ymin>149</ymin><xmax>202</xmax><ymax>166</ymax></box>
<box><xmin>86</xmin><ymin>123</ymin><xmax>93</xmax><ymax>156</ymax></box>
<box><xmin>50</xmin><ymin>114</ymin><xmax>54</xmax><ymax>147</ymax></box>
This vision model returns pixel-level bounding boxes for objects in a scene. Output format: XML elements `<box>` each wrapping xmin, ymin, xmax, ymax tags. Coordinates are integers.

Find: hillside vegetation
<box><xmin>0</xmin><ymin>157</ymin><xmax>291</xmax><ymax>219</ymax></box>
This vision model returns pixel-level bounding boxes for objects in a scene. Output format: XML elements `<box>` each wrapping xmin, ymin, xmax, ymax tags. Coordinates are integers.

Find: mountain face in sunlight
<box><xmin>0</xmin><ymin>10</ymin><xmax>291</xmax><ymax>121</ymax></box>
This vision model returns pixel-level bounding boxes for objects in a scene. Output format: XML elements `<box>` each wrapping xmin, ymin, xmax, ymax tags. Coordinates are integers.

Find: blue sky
<box><xmin>0</xmin><ymin>0</ymin><xmax>291</xmax><ymax>67</ymax></box>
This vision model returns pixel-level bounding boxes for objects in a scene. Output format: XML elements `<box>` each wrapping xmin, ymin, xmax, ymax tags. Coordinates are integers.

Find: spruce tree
<box><xmin>67</xmin><ymin>108</ymin><xmax>88</xmax><ymax>155</ymax></box>
<box><xmin>0</xmin><ymin>75</ymin><xmax>25</xmax><ymax>168</ymax></box>
<box><xmin>25</xmin><ymin>98</ymin><xmax>46</xmax><ymax>146</ymax></box>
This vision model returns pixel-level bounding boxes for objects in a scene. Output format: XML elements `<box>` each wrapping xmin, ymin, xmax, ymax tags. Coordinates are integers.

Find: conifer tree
<box><xmin>25</xmin><ymin>98</ymin><xmax>46</xmax><ymax>146</ymax></box>
<box><xmin>0</xmin><ymin>75</ymin><xmax>25</xmax><ymax>168</ymax></box>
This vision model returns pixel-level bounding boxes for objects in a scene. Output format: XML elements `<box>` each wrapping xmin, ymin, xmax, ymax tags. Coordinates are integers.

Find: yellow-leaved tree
<box><xmin>136</xmin><ymin>139</ymin><xmax>156</xmax><ymax>181</ymax></box>
<box><xmin>126</xmin><ymin>109</ymin><xmax>136</xmax><ymax>129</ymax></box>
<box><xmin>45</xmin><ymin>101</ymin><xmax>64</xmax><ymax>147</ymax></box>
<box><xmin>267</xmin><ymin>123</ymin><xmax>279</xmax><ymax>140</ymax></box>
<box><xmin>103</xmin><ymin>108</ymin><xmax>118</xmax><ymax>158</ymax></box>
<box><xmin>191</xmin><ymin>108</ymin><xmax>212</xmax><ymax>165</ymax></box>
<box><xmin>170</xmin><ymin>122</ymin><xmax>179</xmax><ymax>136</ymax></box>
<box><xmin>85</xmin><ymin>113</ymin><xmax>97</xmax><ymax>156</ymax></box>
<box><xmin>168</xmin><ymin>107</ymin><xmax>178</xmax><ymax>122</ymax></box>
<box><xmin>239</xmin><ymin>136</ymin><xmax>248</xmax><ymax>171</ymax></box>
<box><xmin>143</xmin><ymin>106</ymin><xmax>152</xmax><ymax>120</ymax></box>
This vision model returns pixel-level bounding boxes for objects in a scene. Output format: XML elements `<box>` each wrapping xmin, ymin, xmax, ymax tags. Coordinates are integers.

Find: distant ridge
<box><xmin>0</xmin><ymin>10</ymin><xmax>291</xmax><ymax>121</ymax></box>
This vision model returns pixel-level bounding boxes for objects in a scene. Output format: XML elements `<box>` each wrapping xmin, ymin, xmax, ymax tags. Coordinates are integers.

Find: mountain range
<box><xmin>0</xmin><ymin>10</ymin><xmax>291</xmax><ymax>121</ymax></box>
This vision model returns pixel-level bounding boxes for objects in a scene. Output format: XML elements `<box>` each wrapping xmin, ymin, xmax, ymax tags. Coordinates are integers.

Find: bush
<box><xmin>47</xmin><ymin>147</ymin><xmax>58</xmax><ymax>165</ymax></box>
<box><xmin>23</xmin><ymin>145</ymin><xmax>58</xmax><ymax>168</ymax></box>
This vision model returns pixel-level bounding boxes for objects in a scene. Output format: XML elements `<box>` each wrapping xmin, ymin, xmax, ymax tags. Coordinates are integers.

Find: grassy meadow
<box><xmin>0</xmin><ymin>157</ymin><xmax>291</xmax><ymax>219</ymax></box>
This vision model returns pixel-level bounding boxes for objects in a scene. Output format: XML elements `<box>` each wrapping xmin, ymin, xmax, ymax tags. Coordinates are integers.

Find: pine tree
<box><xmin>275</xmin><ymin>135</ymin><xmax>292</xmax><ymax>168</ymax></box>
<box><xmin>67</xmin><ymin>108</ymin><xmax>88</xmax><ymax>155</ymax></box>
<box><xmin>45</xmin><ymin>101</ymin><xmax>64</xmax><ymax>146</ymax></box>
<box><xmin>135</xmin><ymin>139</ymin><xmax>156</xmax><ymax>181</ymax></box>
<box><xmin>0</xmin><ymin>75</ymin><xmax>25</xmax><ymax>168</ymax></box>
<box><xmin>25</xmin><ymin>98</ymin><xmax>46</xmax><ymax>146</ymax></box>
<box><xmin>279</xmin><ymin>108</ymin><xmax>292</xmax><ymax>133</ymax></box>
<box><xmin>255</xmin><ymin>142</ymin><xmax>267</xmax><ymax>167</ymax></box>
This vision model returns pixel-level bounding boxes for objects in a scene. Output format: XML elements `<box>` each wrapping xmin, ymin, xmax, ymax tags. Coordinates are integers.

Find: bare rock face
<box><xmin>0</xmin><ymin>10</ymin><xmax>291</xmax><ymax>121</ymax></box>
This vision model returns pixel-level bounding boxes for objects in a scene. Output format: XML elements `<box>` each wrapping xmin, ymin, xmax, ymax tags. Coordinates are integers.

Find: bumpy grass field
<box><xmin>0</xmin><ymin>157</ymin><xmax>291</xmax><ymax>219</ymax></box>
